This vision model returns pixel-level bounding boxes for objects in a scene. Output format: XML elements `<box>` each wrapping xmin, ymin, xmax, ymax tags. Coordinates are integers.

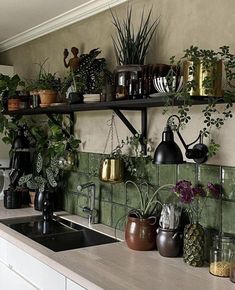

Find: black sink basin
<box><xmin>1</xmin><ymin>216</ymin><xmax>119</xmax><ymax>252</ymax></box>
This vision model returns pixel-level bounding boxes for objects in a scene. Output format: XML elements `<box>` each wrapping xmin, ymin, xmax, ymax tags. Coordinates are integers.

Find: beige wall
<box><xmin>1</xmin><ymin>0</ymin><xmax>235</xmax><ymax>166</ymax></box>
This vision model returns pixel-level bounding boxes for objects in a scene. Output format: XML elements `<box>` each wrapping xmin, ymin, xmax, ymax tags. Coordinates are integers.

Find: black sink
<box><xmin>1</xmin><ymin>216</ymin><xmax>119</xmax><ymax>252</ymax></box>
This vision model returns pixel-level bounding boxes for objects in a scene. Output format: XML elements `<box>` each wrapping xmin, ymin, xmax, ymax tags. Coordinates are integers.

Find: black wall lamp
<box><xmin>153</xmin><ymin>115</ymin><xmax>208</xmax><ymax>164</ymax></box>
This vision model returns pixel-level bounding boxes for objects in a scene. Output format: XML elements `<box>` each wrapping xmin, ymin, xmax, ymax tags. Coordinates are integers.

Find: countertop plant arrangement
<box><xmin>172</xmin><ymin>179</ymin><xmax>222</xmax><ymax>267</ymax></box>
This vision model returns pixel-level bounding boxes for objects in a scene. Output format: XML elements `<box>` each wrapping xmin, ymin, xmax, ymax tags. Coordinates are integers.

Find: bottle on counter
<box><xmin>209</xmin><ymin>235</ymin><xmax>234</xmax><ymax>277</ymax></box>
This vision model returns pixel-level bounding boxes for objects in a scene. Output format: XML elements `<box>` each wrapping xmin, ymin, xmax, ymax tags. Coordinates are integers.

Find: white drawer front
<box><xmin>67</xmin><ymin>278</ymin><xmax>86</xmax><ymax>290</ymax></box>
<box><xmin>0</xmin><ymin>237</ymin><xmax>8</xmax><ymax>264</ymax></box>
<box><xmin>0</xmin><ymin>260</ymin><xmax>37</xmax><ymax>290</ymax></box>
<box><xmin>5</xmin><ymin>240</ymin><xmax>65</xmax><ymax>290</ymax></box>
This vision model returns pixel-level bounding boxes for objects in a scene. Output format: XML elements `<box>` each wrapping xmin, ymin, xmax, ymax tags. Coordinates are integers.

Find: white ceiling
<box><xmin>0</xmin><ymin>0</ymin><xmax>88</xmax><ymax>42</ymax></box>
<box><xmin>0</xmin><ymin>0</ymin><xmax>127</xmax><ymax>52</ymax></box>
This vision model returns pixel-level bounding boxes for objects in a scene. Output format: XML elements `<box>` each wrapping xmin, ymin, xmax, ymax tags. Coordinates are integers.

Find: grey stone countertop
<box><xmin>0</xmin><ymin>202</ymin><xmax>234</xmax><ymax>290</ymax></box>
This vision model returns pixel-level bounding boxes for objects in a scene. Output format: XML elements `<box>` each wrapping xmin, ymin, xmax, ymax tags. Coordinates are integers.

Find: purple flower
<box><xmin>207</xmin><ymin>182</ymin><xmax>222</xmax><ymax>199</ymax></box>
<box><xmin>173</xmin><ymin>180</ymin><xmax>194</xmax><ymax>204</ymax></box>
<box><xmin>179</xmin><ymin>188</ymin><xmax>194</xmax><ymax>204</ymax></box>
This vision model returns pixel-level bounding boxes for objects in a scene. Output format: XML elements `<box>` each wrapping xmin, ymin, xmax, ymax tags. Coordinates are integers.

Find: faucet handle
<box><xmin>83</xmin><ymin>207</ymin><xmax>98</xmax><ymax>217</ymax></box>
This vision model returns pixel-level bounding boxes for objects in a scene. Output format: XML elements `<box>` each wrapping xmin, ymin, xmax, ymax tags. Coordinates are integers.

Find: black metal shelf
<box><xmin>3</xmin><ymin>95</ymin><xmax>227</xmax><ymax>155</ymax></box>
<box><xmin>3</xmin><ymin>95</ymin><xmax>211</xmax><ymax>116</ymax></box>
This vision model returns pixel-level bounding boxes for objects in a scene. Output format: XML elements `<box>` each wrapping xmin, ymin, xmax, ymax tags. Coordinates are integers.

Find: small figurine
<box><xmin>63</xmin><ymin>47</ymin><xmax>80</xmax><ymax>71</ymax></box>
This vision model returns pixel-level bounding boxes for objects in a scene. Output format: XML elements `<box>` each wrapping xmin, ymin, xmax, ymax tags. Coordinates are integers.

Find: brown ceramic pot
<box><xmin>125</xmin><ymin>214</ymin><xmax>157</xmax><ymax>251</ymax></box>
<box><xmin>156</xmin><ymin>227</ymin><xmax>183</xmax><ymax>257</ymax></box>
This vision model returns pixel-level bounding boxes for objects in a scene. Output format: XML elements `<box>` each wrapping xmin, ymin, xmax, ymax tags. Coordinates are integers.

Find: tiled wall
<box><xmin>62</xmin><ymin>152</ymin><xmax>235</xmax><ymax>234</ymax></box>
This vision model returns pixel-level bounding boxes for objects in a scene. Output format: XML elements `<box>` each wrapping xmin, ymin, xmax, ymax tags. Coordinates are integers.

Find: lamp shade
<box><xmin>153</xmin><ymin>125</ymin><xmax>183</xmax><ymax>164</ymax></box>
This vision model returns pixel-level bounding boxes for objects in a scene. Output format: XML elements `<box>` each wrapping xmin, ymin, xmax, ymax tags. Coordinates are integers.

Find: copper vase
<box><xmin>125</xmin><ymin>215</ymin><xmax>157</xmax><ymax>251</ymax></box>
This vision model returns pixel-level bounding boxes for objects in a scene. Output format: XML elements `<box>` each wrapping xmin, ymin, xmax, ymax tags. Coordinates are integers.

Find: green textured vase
<box><xmin>183</xmin><ymin>223</ymin><xmax>205</xmax><ymax>267</ymax></box>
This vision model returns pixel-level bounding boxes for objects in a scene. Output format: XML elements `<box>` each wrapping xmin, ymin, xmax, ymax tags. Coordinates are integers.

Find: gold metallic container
<box><xmin>99</xmin><ymin>158</ymin><xmax>124</xmax><ymax>183</ymax></box>
<box><xmin>183</xmin><ymin>60</ymin><xmax>222</xmax><ymax>97</ymax></box>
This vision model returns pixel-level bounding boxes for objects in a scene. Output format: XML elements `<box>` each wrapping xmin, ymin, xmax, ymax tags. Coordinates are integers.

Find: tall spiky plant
<box><xmin>111</xmin><ymin>7</ymin><xmax>159</xmax><ymax>65</ymax></box>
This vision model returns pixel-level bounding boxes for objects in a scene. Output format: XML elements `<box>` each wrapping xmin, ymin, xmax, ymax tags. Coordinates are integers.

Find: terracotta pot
<box><xmin>125</xmin><ymin>215</ymin><xmax>157</xmax><ymax>251</ymax></box>
<box><xmin>99</xmin><ymin>158</ymin><xmax>124</xmax><ymax>183</ymax></box>
<box><xmin>29</xmin><ymin>191</ymin><xmax>36</xmax><ymax>207</ymax></box>
<box><xmin>38</xmin><ymin>89</ymin><xmax>57</xmax><ymax>106</ymax></box>
<box><xmin>156</xmin><ymin>227</ymin><xmax>183</xmax><ymax>257</ymax></box>
<box><xmin>8</xmin><ymin>98</ymin><xmax>20</xmax><ymax>111</ymax></box>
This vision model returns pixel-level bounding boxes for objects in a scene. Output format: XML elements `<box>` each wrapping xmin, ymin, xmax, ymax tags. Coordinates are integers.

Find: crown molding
<box><xmin>0</xmin><ymin>0</ymin><xmax>127</xmax><ymax>52</ymax></box>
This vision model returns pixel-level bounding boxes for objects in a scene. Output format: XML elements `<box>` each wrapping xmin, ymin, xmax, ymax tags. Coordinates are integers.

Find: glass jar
<box><xmin>230</xmin><ymin>252</ymin><xmax>235</xmax><ymax>283</ymax></box>
<box><xmin>209</xmin><ymin>235</ymin><xmax>234</xmax><ymax>277</ymax></box>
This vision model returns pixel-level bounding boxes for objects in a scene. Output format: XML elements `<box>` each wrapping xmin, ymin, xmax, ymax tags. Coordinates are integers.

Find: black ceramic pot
<box><xmin>156</xmin><ymin>227</ymin><xmax>182</xmax><ymax>257</ymax></box>
<box><xmin>68</xmin><ymin>92</ymin><xmax>84</xmax><ymax>104</ymax></box>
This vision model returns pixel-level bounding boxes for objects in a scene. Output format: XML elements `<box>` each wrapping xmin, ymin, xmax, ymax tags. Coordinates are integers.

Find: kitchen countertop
<box><xmin>0</xmin><ymin>202</ymin><xmax>234</xmax><ymax>290</ymax></box>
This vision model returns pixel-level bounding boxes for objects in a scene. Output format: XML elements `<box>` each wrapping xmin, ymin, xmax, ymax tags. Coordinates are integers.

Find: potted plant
<box><xmin>0</xmin><ymin>73</ymin><xmax>25</xmax><ymax>111</ymax></box>
<box><xmin>111</xmin><ymin>6</ymin><xmax>159</xmax><ymax>100</ymax></box>
<box><xmin>18</xmin><ymin>113</ymin><xmax>80</xmax><ymax>209</ymax></box>
<box><xmin>172</xmin><ymin>180</ymin><xmax>222</xmax><ymax>266</ymax></box>
<box><xmin>37</xmin><ymin>71</ymin><xmax>61</xmax><ymax>107</ymax></box>
<box><xmin>63</xmin><ymin>48</ymin><xmax>112</xmax><ymax>103</ymax></box>
<box><xmin>111</xmin><ymin>7</ymin><xmax>159</xmax><ymax>65</ymax></box>
<box><xmin>18</xmin><ymin>151</ymin><xmax>58</xmax><ymax>210</ymax></box>
<box><xmin>125</xmin><ymin>180</ymin><xmax>173</xmax><ymax>251</ymax></box>
<box><xmin>166</xmin><ymin>45</ymin><xmax>235</xmax><ymax>158</ymax></box>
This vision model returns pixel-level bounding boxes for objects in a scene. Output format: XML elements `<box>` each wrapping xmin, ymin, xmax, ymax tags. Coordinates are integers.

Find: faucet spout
<box><xmin>77</xmin><ymin>182</ymin><xmax>98</xmax><ymax>224</ymax></box>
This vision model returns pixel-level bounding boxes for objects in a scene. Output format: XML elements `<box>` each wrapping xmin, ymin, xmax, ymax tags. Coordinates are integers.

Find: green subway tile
<box><xmin>177</xmin><ymin>163</ymin><xmax>196</xmax><ymax>184</ymax></box>
<box><xmin>112</xmin><ymin>182</ymin><xmax>126</xmax><ymax>205</ymax></box>
<box><xmin>67</xmin><ymin>172</ymin><xmax>79</xmax><ymax>192</ymax></box>
<box><xmin>65</xmin><ymin>192</ymin><xmax>78</xmax><ymax>214</ymax></box>
<box><xmin>222</xmin><ymin>200</ymin><xmax>235</xmax><ymax>234</ymax></box>
<box><xmin>146</xmin><ymin>162</ymin><xmax>159</xmax><ymax>185</ymax></box>
<box><xmin>100</xmin><ymin>201</ymin><xmax>112</xmax><ymax>226</ymax></box>
<box><xmin>126</xmin><ymin>181</ymin><xmax>141</xmax><ymax>209</ymax></box>
<box><xmin>77</xmin><ymin>172</ymin><xmax>89</xmax><ymax>187</ymax></box>
<box><xmin>89</xmin><ymin>153</ymin><xmax>102</xmax><ymax>177</ymax></box>
<box><xmin>76</xmin><ymin>194</ymin><xmax>88</xmax><ymax>217</ymax></box>
<box><xmin>198</xmin><ymin>164</ymin><xmax>221</xmax><ymax>185</ymax></box>
<box><xmin>78</xmin><ymin>152</ymin><xmax>89</xmax><ymax>173</ymax></box>
<box><xmin>157</xmin><ymin>188</ymin><xmax>176</xmax><ymax>205</ymax></box>
<box><xmin>112</xmin><ymin>204</ymin><xmax>127</xmax><ymax>231</ymax></box>
<box><xmin>100</xmin><ymin>182</ymin><xmax>112</xmax><ymax>202</ymax></box>
<box><xmin>199</xmin><ymin>197</ymin><xmax>222</xmax><ymax>230</ymax></box>
<box><xmin>158</xmin><ymin>164</ymin><xmax>177</xmax><ymax>186</ymax></box>
<box><xmin>222</xmin><ymin>166</ymin><xmax>235</xmax><ymax>200</ymax></box>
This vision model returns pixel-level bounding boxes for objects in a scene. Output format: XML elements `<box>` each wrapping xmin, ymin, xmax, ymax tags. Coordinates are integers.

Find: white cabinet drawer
<box><xmin>0</xmin><ymin>260</ymin><xmax>37</xmax><ymax>290</ymax></box>
<box><xmin>0</xmin><ymin>237</ymin><xmax>8</xmax><ymax>264</ymax></box>
<box><xmin>3</xmin><ymin>239</ymin><xmax>65</xmax><ymax>290</ymax></box>
<box><xmin>67</xmin><ymin>278</ymin><xmax>86</xmax><ymax>290</ymax></box>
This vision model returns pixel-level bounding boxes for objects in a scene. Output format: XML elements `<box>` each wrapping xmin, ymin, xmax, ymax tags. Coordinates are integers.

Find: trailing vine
<box><xmin>164</xmin><ymin>46</ymin><xmax>235</xmax><ymax>157</ymax></box>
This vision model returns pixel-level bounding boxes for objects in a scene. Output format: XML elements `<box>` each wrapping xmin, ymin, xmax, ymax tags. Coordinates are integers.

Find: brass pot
<box><xmin>183</xmin><ymin>60</ymin><xmax>222</xmax><ymax>96</ymax></box>
<box><xmin>99</xmin><ymin>158</ymin><xmax>124</xmax><ymax>183</ymax></box>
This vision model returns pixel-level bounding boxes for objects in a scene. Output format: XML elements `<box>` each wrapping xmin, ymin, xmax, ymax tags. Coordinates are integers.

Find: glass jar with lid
<box><xmin>209</xmin><ymin>235</ymin><xmax>234</xmax><ymax>277</ymax></box>
<box><xmin>230</xmin><ymin>251</ymin><xmax>235</xmax><ymax>283</ymax></box>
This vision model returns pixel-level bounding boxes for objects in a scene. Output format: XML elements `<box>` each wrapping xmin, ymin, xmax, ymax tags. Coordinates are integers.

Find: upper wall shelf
<box><xmin>4</xmin><ymin>95</ymin><xmax>212</xmax><ymax>116</ymax></box>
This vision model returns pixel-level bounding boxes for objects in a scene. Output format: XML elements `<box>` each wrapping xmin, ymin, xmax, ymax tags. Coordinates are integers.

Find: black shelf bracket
<box><xmin>113</xmin><ymin>108</ymin><xmax>147</xmax><ymax>155</ymax></box>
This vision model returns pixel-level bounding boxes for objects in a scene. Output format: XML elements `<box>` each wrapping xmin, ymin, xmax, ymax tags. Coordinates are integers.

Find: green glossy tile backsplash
<box><xmin>62</xmin><ymin>152</ymin><xmax>235</xmax><ymax>235</ymax></box>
